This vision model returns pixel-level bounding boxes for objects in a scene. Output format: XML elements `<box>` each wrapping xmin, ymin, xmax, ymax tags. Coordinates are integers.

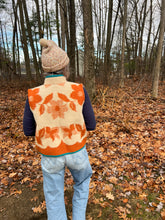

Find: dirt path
<box><xmin>0</xmin><ymin>183</ymin><xmax>47</xmax><ymax>220</ymax></box>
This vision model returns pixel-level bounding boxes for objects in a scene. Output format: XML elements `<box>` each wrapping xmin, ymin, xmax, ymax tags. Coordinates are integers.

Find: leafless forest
<box><xmin>0</xmin><ymin>0</ymin><xmax>165</xmax><ymax>98</ymax></box>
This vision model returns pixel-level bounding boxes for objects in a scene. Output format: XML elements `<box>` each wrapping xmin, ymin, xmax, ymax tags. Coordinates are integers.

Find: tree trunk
<box><xmin>144</xmin><ymin>0</ymin><xmax>152</xmax><ymax>74</ymax></box>
<box><xmin>104</xmin><ymin>0</ymin><xmax>113</xmax><ymax>85</ymax></box>
<box><xmin>76</xmin><ymin>43</ymin><xmax>80</xmax><ymax>77</ymax></box>
<box><xmin>4</xmin><ymin>25</ymin><xmax>10</xmax><ymax>56</ymax></box>
<box><xmin>60</xmin><ymin>0</ymin><xmax>66</xmax><ymax>50</ymax></box>
<box><xmin>101</xmin><ymin>1</ymin><xmax>108</xmax><ymax>63</ymax></box>
<box><xmin>22</xmin><ymin>0</ymin><xmax>41</xmax><ymax>82</ymax></box>
<box><xmin>0</xmin><ymin>23</ymin><xmax>8</xmax><ymax>79</ymax></box>
<box><xmin>162</xmin><ymin>45</ymin><xmax>165</xmax><ymax>81</ymax></box>
<box><xmin>93</xmin><ymin>0</ymin><xmax>102</xmax><ymax>75</ymax></box>
<box><xmin>15</xmin><ymin>15</ymin><xmax>22</xmax><ymax>77</ymax></box>
<box><xmin>68</xmin><ymin>0</ymin><xmax>76</xmax><ymax>82</ymax></box>
<box><xmin>34</xmin><ymin>0</ymin><xmax>43</xmax><ymax>75</ymax></box>
<box><xmin>45</xmin><ymin>0</ymin><xmax>49</xmax><ymax>38</ymax></box>
<box><xmin>18</xmin><ymin>0</ymin><xmax>32</xmax><ymax>80</ymax></box>
<box><xmin>16</xmin><ymin>28</ymin><xmax>22</xmax><ymax>77</ymax></box>
<box><xmin>134</xmin><ymin>1</ymin><xmax>142</xmax><ymax>75</ymax></box>
<box><xmin>82</xmin><ymin>0</ymin><xmax>95</xmax><ymax>99</ymax></box>
<box><xmin>119</xmin><ymin>0</ymin><xmax>127</xmax><ymax>87</ymax></box>
<box><xmin>12</xmin><ymin>0</ymin><xmax>17</xmax><ymax>77</ymax></box>
<box><xmin>152</xmin><ymin>0</ymin><xmax>165</xmax><ymax>98</ymax></box>
<box><xmin>41</xmin><ymin>0</ymin><xmax>45</xmax><ymax>33</ymax></box>
<box><xmin>110</xmin><ymin>0</ymin><xmax>121</xmax><ymax>50</ymax></box>
<box><xmin>138</xmin><ymin>0</ymin><xmax>147</xmax><ymax>75</ymax></box>
<box><xmin>56</xmin><ymin>0</ymin><xmax>61</xmax><ymax>47</ymax></box>
<box><xmin>63</xmin><ymin>0</ymin><xmax>70</xmax><ymax>55</ymax></box>
<box><xmin>34</xmin><ymin>0</ymin><xmax>44</xmax><ymax>39</ymax></box>
<box><xmin>149</xmin><ymin>24</ymin><xmax>160</xmax><ymax>73</ymax></box>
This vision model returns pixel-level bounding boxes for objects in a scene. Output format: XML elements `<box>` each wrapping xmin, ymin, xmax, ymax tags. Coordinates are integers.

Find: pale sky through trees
<box><xmin>0</xmin><ymin>0</ymin><xmax>161</xmax><ymax>55</ymax></box>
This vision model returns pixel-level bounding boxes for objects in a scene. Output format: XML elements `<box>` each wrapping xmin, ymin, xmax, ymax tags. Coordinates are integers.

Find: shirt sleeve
<box><xmin>23</xmin><ymin>98</ymin><xmax>36</xmax><ymax>136</ymax></box>
<box><xmin>83</xmin><ymin>87</ymin><xmax>96</xmax><ymax>131</ymax></box>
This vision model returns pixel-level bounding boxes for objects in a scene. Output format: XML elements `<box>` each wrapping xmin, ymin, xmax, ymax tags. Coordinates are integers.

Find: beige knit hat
<box><xmin>39</xmin><ymin>38</ymin><xmax>69</xmax><ymax>72</ymax></box>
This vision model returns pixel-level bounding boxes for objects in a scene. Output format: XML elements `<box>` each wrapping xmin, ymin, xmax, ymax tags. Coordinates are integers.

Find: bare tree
<box><xmin>104</xmin><ymin>0</ymin><xmax>113</xmax><ymax>85</ymax></box>
<box><xmin>41</xmin><ymin>0</ymin><xmax>45</xmax><ymax>33</ymax></box>
<box><xmin>56</xmin><ymin>0</ymin><xmax>61</xmax><ymax>47</ymax></box>
<box><xmin>119</xmin><ymin>0</ymin><xmax>127</xmax><ymax>87</ymax></box>
<box><xmin>12</xmin><ymin>0</ymin><xmax>17</xmax><ymax>77</ymax></box>
<box><xmin>0</xmin><ymin>22</ymin><xmax>9</xmax><ymax>79</ymax></box>
<box><xmin>162</xmin><ymin>41</ymin><xmax>165</xmax><ymax>81</ymax></box>
<box><xmin>82</xmin><ymin>0</ymin><xmax>95</xmax><ymax>99</ymax></box>
<box><xmin>59</xmin><ymin>0</ymin><xmax>77</xmax><ymax>80</ymax></box>
<box><xmin>1</xmin><ymin>0</ymin><xmax>164</xmax><ymax>87</ymax></box>
<box><xmin>60</xmin><ymin>0</ymin><xmax>66</xmax><ymax>50</ymax></box>
<box><xmin>152</xmin><ymin>0</ymin><xmax>165</xmax><ymax>98</ymax></box>
<box><xmin>68</xmin><ymin>0</ymin><xmax>76</xmax><ymax>81</ymax></box>
<box><xmin>144</xmin><ymin>0</ymin><xmax>153</xmax><ymax>74</ymax></box>
<box><xmin>149</xmin><ymin>24</ymin><xmax>160</xmax><ymax>73</ymax></box>
<box><xmin>34</xmin><ymin>0</ymin><xmax>44</xmax><ymax>39</ymax></box>
<box><xmin>162</xmin><ymin>43</ymin><xmax>165</xmax><ymax>81</ymax></box>
<box><xmin>93</xmin><ymin>0</ymin><xmax>108</xmax><ymax>76</ymax></box>
<box><xmin>18</xmin><ymin>0</ymin><xmax>32</xmax><ymax>80</ymax></box>
<box><xmin>22</xmin><ymin>0</ymin><xmax>41</xmax><ymax>82</ymax></box>
<box><xmin>138</xmin><ymin>0</ymin><xmax>148</xmax><ymax>75</ymax></box>
<box><xmin>45</xmin><ymin>0</ymin><xmax>49</xmax><ymax>38</ymax></box>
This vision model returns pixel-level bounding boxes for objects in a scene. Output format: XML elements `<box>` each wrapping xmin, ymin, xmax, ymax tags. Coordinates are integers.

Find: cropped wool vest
<box><xmin>28</xmin><ymin>76</ymin><xmax>87</xmax><ymax>156</ymax></box>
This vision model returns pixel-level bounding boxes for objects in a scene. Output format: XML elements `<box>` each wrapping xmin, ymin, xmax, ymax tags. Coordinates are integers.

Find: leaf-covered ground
<box><xmin>0</xmin><ymin>78</ymin><xmax>165</xmax><ymax>220</ymax></box>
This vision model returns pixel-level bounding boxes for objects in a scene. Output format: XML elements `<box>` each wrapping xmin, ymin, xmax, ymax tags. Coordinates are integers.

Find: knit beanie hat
<box><xmin>39</xmin><ymin>38</ymin><xmax>69</xmax><ymax>73</ymax></box>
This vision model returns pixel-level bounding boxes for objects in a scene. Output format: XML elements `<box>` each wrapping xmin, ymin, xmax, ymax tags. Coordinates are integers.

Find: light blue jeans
<box><xmin>41</xmin><ymin>146</ymin><xmax>93</xmax><ymax>220</ymax></box>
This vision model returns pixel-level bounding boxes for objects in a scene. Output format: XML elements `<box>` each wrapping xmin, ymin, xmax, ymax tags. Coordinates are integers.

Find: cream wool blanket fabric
<box><xmin>28</xmin><ymin>76</ymin><xmax>87</xmax><ymax>156</ymax></box>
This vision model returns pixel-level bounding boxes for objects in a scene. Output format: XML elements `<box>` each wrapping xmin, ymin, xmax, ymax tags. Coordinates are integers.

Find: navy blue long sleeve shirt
<box><xmin>23</xmin><ymin>87</ymin><xmax>96</xmax><ymax>136</ymax></box>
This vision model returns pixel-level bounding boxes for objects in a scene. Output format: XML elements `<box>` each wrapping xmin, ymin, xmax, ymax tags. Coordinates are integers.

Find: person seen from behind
<box><xmin>23</xmin><ymin>38</ymin><xmax>96</xmax><ymax>220</ymax></box>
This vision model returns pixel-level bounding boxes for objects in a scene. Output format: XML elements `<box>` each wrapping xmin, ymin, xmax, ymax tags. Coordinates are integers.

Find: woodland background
<box><xmin>0</xmin><ymin>0</ymin><xmax>165</xmax><ymax>98</ymax></box>
<box><xmin>0</xmin><ymin>0</ymin><xmax>165</xmax><ymax>219</ymax></box>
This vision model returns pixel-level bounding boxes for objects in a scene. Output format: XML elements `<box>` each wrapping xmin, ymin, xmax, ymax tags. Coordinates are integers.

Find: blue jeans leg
<box><xmin>70</xmin><ymin>165</ymin><xmax>92</xmax><ymax>220</ymax></box>
<box><xmin>42</xmin><ymin>168</ymin><xmax>67</xmax><ymax>220</ymax></box>
<box><xmin>66</xmin><ymin>148</ymin><xmax>93</xmax><ymax>220</ymax></box>
<box><xmin>41</xmin><ymin>147</ymin><xmax>92</xmax><ymax>220</ymax></box>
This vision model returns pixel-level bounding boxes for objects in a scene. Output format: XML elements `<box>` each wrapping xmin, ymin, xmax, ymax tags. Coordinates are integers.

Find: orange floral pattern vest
<box><xmin>28</xmin><ymin>76</ymin><xmax>87</xmax><ymax>156</ymax></box>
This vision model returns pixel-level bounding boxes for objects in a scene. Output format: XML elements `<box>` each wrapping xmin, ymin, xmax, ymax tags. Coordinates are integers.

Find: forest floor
<box><xmin>0</xmin><ymin>77</ymin><xmax>165</xmax><ymax>220</ymax></box>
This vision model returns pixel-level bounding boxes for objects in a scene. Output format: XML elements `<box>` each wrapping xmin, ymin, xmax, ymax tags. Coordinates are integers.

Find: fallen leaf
<box><xmin>9</xmin><ymin>189</ymin><xmax>22</xmax><ymax>197</ymax></box>
<box><xmin>9</xmin><ymin>173</ymin><xmax>17</xmax><ymax>178</ymax></box>
<box><xmin>106</xmin><ymin>192</ymin><xmax>114</xmax><ymax>201</ymax></box>
<box><xmin>104</xmin><ymin>184</ymin><xmax>113</xmax><ymax>192</ymax></box>
<box><xmin>100</xmin><ymin>201</ymin><xmax>110</xmax><ymax>208</ymax></box>
<box><xmin>32</xmin><ymin>201</ymin><xmax>46</xmax><ymax>213</ymax></box>
<box><xmin>97</xmin><ymin>210</ymin><xmax>102</xmax><ymax>217</ymax></box>
<box><xmin>123</xmin><ymin>198</ymin><xmax>128</xmax><ymax>203</ymax></box>
<box><xmin>139</xmin><ymin>192</ymin><xmax>147</xmax><ymax>200</ymax></box>
<box><xmin>32</xmin><ymin>160</ymin><xmax>39</xmax><ymax>166</ymax></box>
<box><xmin>109</xmin><ymin>177</ymin><xmax>118</xmax><ymax>184</ymax></box>
<box><xmin>32</xmin><ymin>188</ymin><xmax>37</xmax><ymax>191</ymax></box>
<box><xmin>32</xmin><ymin>206</ymin><xmax>42</xmax><ymax>213</ymax></box>
<box><xmin>31</xmin><ymin>196</ymin><xmax>38</xmax><ymax>202</ymax></box>
<box><xmin>21</xmin><ymin>177</ymin><xmax>31</xmax><ymax>184</ymax></box>
<box><xmin>161</xmin><ymin>209</ymin><xmax>165</xmax><ymax>220</ymax></box>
